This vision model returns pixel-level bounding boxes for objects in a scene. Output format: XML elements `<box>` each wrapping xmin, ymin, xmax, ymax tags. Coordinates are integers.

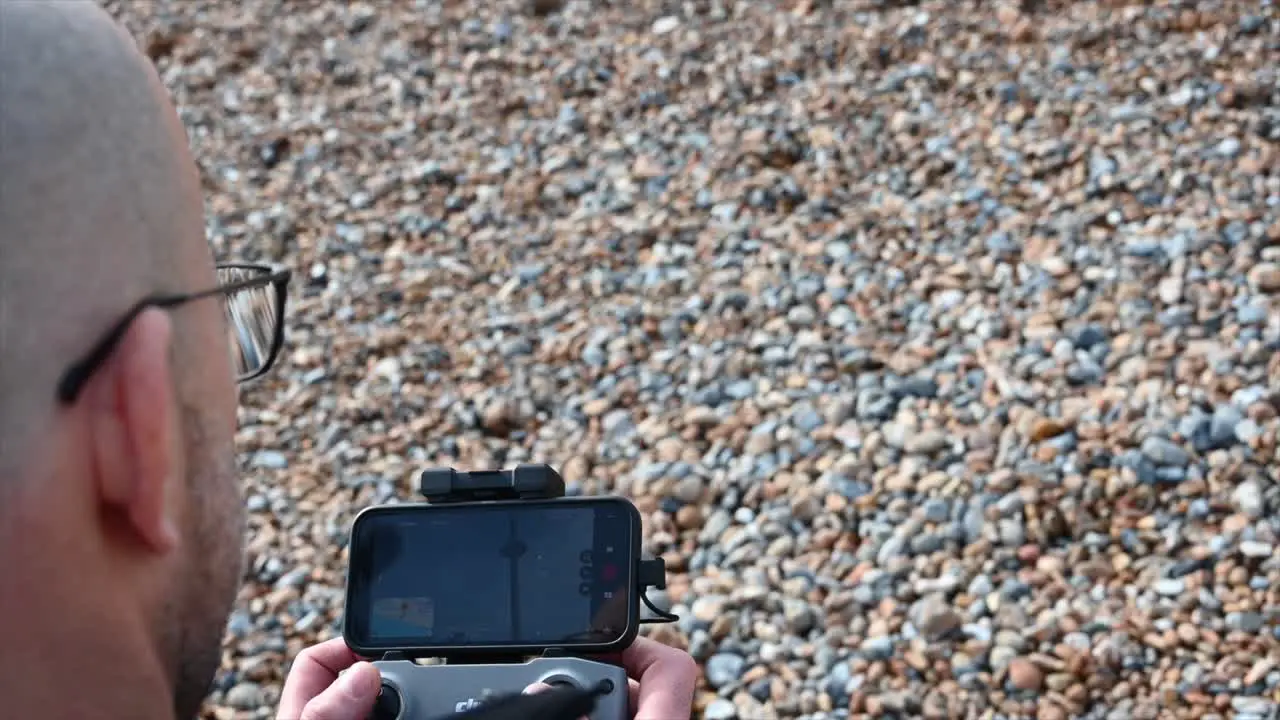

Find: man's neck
<box><xmin>0</xmin><ymin>594</ymin><xmax>178</xmax><ymax>720</ymax></box>
<box><xmin>0</xmin><ymin>585</ymin><xmax>178</xmax><ymax>720</ymax></box>
<box><xmin>2</xmin><ymin>662</ymin><xmax>176</xmax><ymax>720</ymax></box>
<box><xmin>0</xmin><ymin>518</ymin><xmax>178</xmax><ymax>720</ymax></box>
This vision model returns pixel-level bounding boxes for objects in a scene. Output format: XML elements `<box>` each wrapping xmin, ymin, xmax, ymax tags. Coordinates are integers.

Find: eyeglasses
<box><xmin>56</xmin><ymin>263</ymin><xmax>292</xmax><ymax>405</ymax></box>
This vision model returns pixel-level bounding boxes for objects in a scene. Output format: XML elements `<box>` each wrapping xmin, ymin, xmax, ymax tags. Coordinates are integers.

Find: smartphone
<box><xmin>343</xmin><ymin>496</ymin><xmax>641</xmax><ymax>657</ymax></box>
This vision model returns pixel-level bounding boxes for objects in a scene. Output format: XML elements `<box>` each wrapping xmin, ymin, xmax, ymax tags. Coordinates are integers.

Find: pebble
<box><xmin>704</xmin><ymin>699</ymin><xmax>737</xmax><ymax>720</ymax></box>
<box><xmin>251</xmin><ymin>451</ymin><xmax>288</xmax><ymax>470</ymax></box>
<box><xmin>1236</xmin><ymin>481</ymin><xmax>1266</xmax><ymax>518</ymax></box>
<box><xmin>706</xmin><ymin>654</ymin><xmax>747</xmax><ymax>689</ymax></box>
<box><xmin>110</xmin><ymin>2</ymin><xmax>1280</xmax><ymax>718</ymax></box>
<box><xmin>692</xmin><ymin>595</ymin><xmax>728</xmax><ymax>623</ymax></box>
<box><xmin>782</xmin><ymin>598</ymin><xmax>817</xmax><ymax>635</ymax></box>
<box><xmin>1227</xmin><ymin>612</ymin><xmax>1266</xmax><ymax>634</ymax></box>
<box><xmin>914</xmin><ymin>594</ymin><xmax>964</xmax><ymax>641</ymax></box>
<box><xmin>224</xmin><ymin>683</ymin><xmax>262</xmax><ymax>710</ymax></box>
<box><xmin>860</xmin><ymin>636</ymin><xmax>894</xmax><ymax>661</ymax></box>
<box><xmin>1240</xmin><ymin>541</ymin><xmax>1274</xmax><ymax>559</ymax></box>
<box><xmin>1141</xmin><ymin>437</ymin><xmax>1189</xmax><ymax>467</ymax></box>
<box><xmin>1008</xmin><ymin>658</ymin><xmax>1044</xmax><ymax>692</ymax></box>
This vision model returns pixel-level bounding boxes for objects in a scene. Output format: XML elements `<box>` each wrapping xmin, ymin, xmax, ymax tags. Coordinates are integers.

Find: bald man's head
<box><xmin>0</xmin><ymin>4</ymin><xmax>247</xmax><ymax>719</ymax></box>
<box><xmin>0</xmin><ymin>0</ymin><xmax>217</xmax><ymax>474</ymax></box>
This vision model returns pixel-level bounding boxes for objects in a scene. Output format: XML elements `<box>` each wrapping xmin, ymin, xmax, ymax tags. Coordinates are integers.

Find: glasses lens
<box><xmin>218</xmin><ymin>266</ymin><xmax>279</xmax><ymax>379</ymax></box>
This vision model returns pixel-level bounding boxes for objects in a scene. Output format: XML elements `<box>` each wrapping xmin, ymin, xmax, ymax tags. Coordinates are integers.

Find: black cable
<box><xmin>635</xmin><ymin>557</ymin><xmax>678</xmax><ymax>625</ymax></box>
<box><xmin>638</xmin><ymin>591</ymin><xmax>678</xmax><ymax>625</ymax></box>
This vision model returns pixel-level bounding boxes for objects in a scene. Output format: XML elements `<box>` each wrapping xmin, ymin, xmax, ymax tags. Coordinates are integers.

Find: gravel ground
<box><xmin>103</xmin><ymin>1</ymin><xmax>1280</xmax><ymax>718</ymax></box>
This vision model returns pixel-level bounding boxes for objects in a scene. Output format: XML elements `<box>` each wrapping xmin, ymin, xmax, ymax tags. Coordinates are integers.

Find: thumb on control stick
<box><xmin>296</xmin><ymin>661</ymin><xmax>381</xmax><ymax>720</ymax></box>
<box><xmin>522</xmin><ymin>682</ymin><xmax>589</xmax><ymax>720</ymax></box>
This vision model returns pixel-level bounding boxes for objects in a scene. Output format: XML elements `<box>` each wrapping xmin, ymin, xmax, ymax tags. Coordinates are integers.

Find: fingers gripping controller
<box><xmin>368</xmin><ymin>658</ymin><xmax>629</xmax><ymax>720</ymax></box>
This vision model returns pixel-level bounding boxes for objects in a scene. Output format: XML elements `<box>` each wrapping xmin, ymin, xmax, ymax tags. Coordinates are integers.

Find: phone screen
<box><xmin>344</xmin><ymin>498</ymin><xmax>637</xmax><ymax>652</ymax></box>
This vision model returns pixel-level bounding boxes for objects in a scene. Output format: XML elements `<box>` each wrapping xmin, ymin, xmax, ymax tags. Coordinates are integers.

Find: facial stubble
<box><xmin>170</xmin><ymin>401</ymin><xmax>246</xmax><ymax>720</ymax></box>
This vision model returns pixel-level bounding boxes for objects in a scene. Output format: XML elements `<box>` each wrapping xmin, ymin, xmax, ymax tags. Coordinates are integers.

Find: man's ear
<box><xmin>85</xmin><ymin>307</ymin><xmax>181</xmax><ymax>554</ymax></box>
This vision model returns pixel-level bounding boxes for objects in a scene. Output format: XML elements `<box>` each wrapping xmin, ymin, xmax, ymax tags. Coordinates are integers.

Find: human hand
<box><xmin>276</xmin><ymin>638</ymin><xmax>382</xmax><ymax>720</ymax></box>
<box><xmin>523</xmin><ymin>636</ymin><xmax>698</xmax><ymax>719</ymax></box>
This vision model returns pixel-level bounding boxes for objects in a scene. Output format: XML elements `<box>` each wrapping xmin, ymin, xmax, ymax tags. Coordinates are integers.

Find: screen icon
<box><xmin>605</xmin><ymin>546</ymin><xmax>614</xmax><ymax>554</ymax></box>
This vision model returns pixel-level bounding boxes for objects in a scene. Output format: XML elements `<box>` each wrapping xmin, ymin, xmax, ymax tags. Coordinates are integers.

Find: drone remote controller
<box><xmin>344</xmin><ymin>464</ymin><xmax>678</xmax><ymax>720</ymax></box>
<box><xmin>367</xmin><ymin>657</ymin><xmax>628</xmax><ymax>720</ymax></box>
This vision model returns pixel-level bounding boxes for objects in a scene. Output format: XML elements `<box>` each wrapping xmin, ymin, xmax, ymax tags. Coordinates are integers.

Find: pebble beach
<box><xmin>103</xmin><ymin>1</ymin><xmax>1280</xmax><ymax>718</ymax></box>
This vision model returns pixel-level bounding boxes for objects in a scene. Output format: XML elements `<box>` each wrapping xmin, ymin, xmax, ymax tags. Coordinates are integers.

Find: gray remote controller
<box><xmin>369</xmin><ymin>657</ymin><xmax>629</xmax><ymax>720</ymax></box>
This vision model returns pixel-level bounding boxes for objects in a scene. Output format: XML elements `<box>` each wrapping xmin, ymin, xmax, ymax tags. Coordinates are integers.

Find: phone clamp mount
<box><xmin>364</xmin><ymin>464</ymin><xmax>678</xmax><ymax>720</ymax></box>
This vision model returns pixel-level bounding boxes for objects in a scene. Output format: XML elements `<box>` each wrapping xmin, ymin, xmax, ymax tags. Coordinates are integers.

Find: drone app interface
<box><xmin>350</xmin><ymin>499</ymin><xmax>633</xmax><ymax>649</ymax></box>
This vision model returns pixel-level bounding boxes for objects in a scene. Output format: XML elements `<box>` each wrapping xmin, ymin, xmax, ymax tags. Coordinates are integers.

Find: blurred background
<box><xmin>103</xmin><ymin>1</ymin><xmax>1278</xmax><ymax>718</ymax></box>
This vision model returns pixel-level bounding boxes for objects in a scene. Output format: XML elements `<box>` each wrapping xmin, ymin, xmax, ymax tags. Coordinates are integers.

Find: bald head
<box><xmin>0</xmin><ymin>6</ymin><xmax>249</xmax><ymax>718</ymax></box>
<box><xmin>0</xmin><ymin>0</ymin><xmax>214</xmax><ymax>477</ymax></box>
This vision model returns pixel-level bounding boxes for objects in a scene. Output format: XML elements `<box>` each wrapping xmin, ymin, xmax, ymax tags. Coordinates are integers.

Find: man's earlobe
<box><xmin>87</xmin><ymin>308</ymin><xmax>180</xmax><ymax>554</ymax></box>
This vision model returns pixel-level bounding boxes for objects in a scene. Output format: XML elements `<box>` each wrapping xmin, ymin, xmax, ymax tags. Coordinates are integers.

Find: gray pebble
<box><xmin>1211</xmin><ymin>406</ymin><xmax>1244</xmax><ymax>448</ymax></box>
<box><xmin>828</xmin><ymin>306</ymin><xmax>857</xmax><ymax>328</ymax></box>
<box><xmin>1227</xmin><ymin>612</ymin><xmax>1265</xmax><ymax>633</ymax></box>
<box><xmin>989</xmin><ymin>646</ymin><xmax>1016</xmax><ymax>674</ymax></box>
<box><xmin>860</xmin><ymin>636</ymin><xmax>893</xmax><ymax>661</ymax></box>
<box><xmin>704</xmin><ymin>699</ymin><xmax>738</xmax><ymax>720</ymax></box>
<box><xmin>1141</xmin><ymin>436</ymin><xmax>1189</xmax><ymax>466</ymax></box>
<box><xmin>783</xmin><ymin>598</ymin><xmax>818</xmax><ymax>635</ymax></box>
<box><xmin>252</xmin><ymin>450</ymin><xmax>288</xmax><ymax>469</ymax></box>
<box><xmin>1236</xmin><ymin>481</ymin><xmax>1266</xmax><ymax>518</ymax></box>
<box><xmin>274</xmin><ymin>568</ymin><xmax>309</xmax><ymax>590</ymax></box>
<box><xmin>225</xmin><ymin>682</ymin><xmax>263</xmax><ymax>710</ymax></box>
<box><xmin>1240</xmin><ymin>541</ymin><xmax>1273</xmax><ymax>558</ymax></box>
<box><xmin>923</xmin><ymin>498</ymin><xmax>951</xmax><ymax>523</ymax></box>
<box><xmin>705</xmin><ymin>653</ymin><xmax>747</xmax><ymax>689</ymax></box>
